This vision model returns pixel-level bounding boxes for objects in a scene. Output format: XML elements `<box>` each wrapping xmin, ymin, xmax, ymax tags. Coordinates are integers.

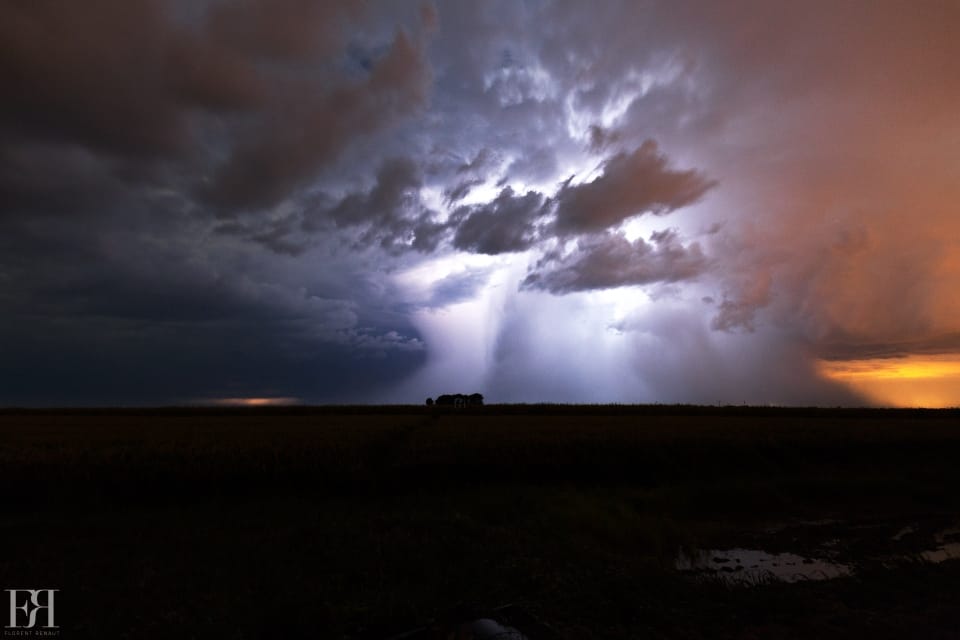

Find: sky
<box><xmin>2</xmin><ymin>0</ymin><xmax>959</xmax><ymax>407</ymax></box>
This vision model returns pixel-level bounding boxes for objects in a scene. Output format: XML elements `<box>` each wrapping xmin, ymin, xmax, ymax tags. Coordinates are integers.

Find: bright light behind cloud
<box><xmin>393</xmin><ymin>252</ymin><xmax>502</xmax><ymax>296</ymax></box>
<box><xmin>818</xmin><ymin>355</ymin><xmax>960</xmax><ymax>407</ymax></box>
<box><xmin>386</xmin><ymin>258</ymin><xmax>521</xmax><ymax>401</ymax></box>
<box><xmin>457</xmin><ymin>179</ymin><xmax>504</xmax><ymax>207</ymax></box>
<box><xmin>4</xmin><ymin>1</ymin><xmax>959</xmax><ymax>407</ymax></box>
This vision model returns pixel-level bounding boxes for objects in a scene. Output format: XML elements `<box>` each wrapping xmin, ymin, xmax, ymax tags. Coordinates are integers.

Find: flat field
<box><xmin>2</xmin><ymin>406</ymin><xmax>960</xmax><ymax>638</ymax></box>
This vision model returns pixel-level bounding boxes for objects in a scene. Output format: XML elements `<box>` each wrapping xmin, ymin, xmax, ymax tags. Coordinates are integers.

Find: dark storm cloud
<box><xmin>0</xmin><ymin>0</ymin><xmax>725</xmax><ymax>409</ymax></box>
<box><xmin>522</xmin><ymin>229</ymin><xmax>707</xmax><ymax>294</ymax></box>
<box><xmin>0</xmin><ymin>0</ymin><xmax>431</xmax><ymax>211</ymax></box>
<box><xmin>816</xmin><ymin>333</ymin><xmax>960</xmax><ymax>362</ymax></box>
<box><xmin>215</xmin><ymin>216</ymin><xmax>312</xmax><ymax>257</ymax></box>
<box><xmin>285</xmin><ymin>134</ymin><xmax>710</xmax><ymax>262</ymax></box>
<box><xmin>204</xmin><ymin>0</ymin><xmax>363</xmax><ymax>60</ymax></box>
<box><xmin>553</xmin><ymin>140</ymin><xmax>715</xmax><ymax>234</ymax></box>
<box><xmin>0</xmin><ymin>1</ymin><xmax>438</xmax><ymax>405</ymax></box>
<box><xmin>1</xmin><ymin>0</ymin><xmax>199</xmax><ymax>157</ymax></box>
<box><xmin>7</xmin><ymin>0</ymin><xmax>956</xmax><ymax>407</ymax></box>
<box><xmin>0</xmin><ymin>212</ymin><xmax>427</xmax><ymax>405</ymax></box>
<box><xmin>409</xmin><ymin>217</ymin><xmax>449</xmax><ymax>254</ymax></box>
<box><xmin>299</xmin><ymin>156</ymin><xmax>449</xmax><ymax>254</ymax></box>
<box><xmin>0</xmin><ymin>0</ymin><xmax>343</xmax><ymax>157</ymax></box>
<box><xmin>1</xmin><ymin>315</ymin><xmax>425</xmax><ymax>406</ymax></box>
<box><xmin>451</xmin><ymin>187</ymin><xmax>548</xmax><ymax>255</ymax></box>
<box><xmin>327</xmin><ymin>157</ymin><xmax>422</xmax><ymax>229</ymax></box>
<box><xmin>0</xmin><ymin>143</ymin><xmax>127</xmax><ymax>218</ymax></box>
<box><xmin>206</xmin><ymin>28</ymin><xmax>431</xmax><ymax>211</ymax></box>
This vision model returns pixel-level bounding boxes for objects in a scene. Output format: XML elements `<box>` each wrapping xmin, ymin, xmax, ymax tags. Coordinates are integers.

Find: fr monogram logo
<box><xmin>5</xmin><ymin>590</ymin><xmax>58</xmax><ymax>629</ymax></box>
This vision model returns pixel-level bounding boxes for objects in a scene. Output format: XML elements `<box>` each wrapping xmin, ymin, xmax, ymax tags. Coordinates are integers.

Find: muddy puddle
<box><xmin>676</xmin><ymin>548</ymin><xmax>851</xmax><ymax>583</ymax></box>
<box><xmin>920</xmin><ymin>525</ymin><xmax>960</xmax><ymax>563</ymax></box>
<box><xmin>677</xmin><ymin>519</ymin><xmax>960</xmax><ymax>585</ymax></box>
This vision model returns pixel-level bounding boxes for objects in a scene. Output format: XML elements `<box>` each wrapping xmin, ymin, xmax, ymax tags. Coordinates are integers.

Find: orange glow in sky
<box><xmin>212</xmin><ymin>397</ymin><xmax>300</xmax><ymax>407</ymax></box>
<box><xmin>818</xmin><ymin>355</ymin><xmax>960</xmax><ymax>408</ymax></box>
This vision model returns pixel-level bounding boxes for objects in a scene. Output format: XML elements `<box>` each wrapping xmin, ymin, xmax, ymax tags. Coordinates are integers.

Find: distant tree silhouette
<box><xmin>425</xmin><ymin>397</ymin><xmax>434</xmax><ymax>406</ymax></box>
<box><xmin>434</xmin><ymin>393</ymin><xmax>484</xmax><ymax>407</ymax></box>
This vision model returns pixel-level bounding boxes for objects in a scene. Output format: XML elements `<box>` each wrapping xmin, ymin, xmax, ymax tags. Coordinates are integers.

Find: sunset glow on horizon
<box><xmin>211</xmin><ymin>398</ymin><xmax>300</xmax><ymax>407</ymax></box>
<box><xmin>818</xmin><ymin>356</ymin><xmax>960</xmax><ymax>408</ymax></box>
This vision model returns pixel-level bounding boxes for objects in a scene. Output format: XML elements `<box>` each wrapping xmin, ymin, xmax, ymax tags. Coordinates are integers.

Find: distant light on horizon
<box><xmin>210</xmin><ymin>397</ymin><xmax>300</xmax><ymax>407</ymax></box>
<box><xmin>818</xmin><ymin>355</ymin><xmax>960</xmax><ymax>408</ymax></box>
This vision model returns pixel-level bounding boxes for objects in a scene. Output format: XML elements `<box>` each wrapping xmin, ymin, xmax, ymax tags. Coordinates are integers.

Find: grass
<box><xmin>2</xmin><ymin>405</ymin><xmax>960</xmax><ymax>638</ymax></box>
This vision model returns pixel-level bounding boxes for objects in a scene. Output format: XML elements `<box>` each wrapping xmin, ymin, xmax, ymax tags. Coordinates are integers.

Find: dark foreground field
<box><xmin>3</xmin><ymin>405</ymin><xmax>960</xmax><ymax>639</ymax></box>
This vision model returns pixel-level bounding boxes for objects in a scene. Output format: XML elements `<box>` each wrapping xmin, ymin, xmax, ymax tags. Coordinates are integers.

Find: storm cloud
<box><xmin>205</xmin><ymin>28</ymin><xmax>431</xmax><ymax>211</ymax></box>
<box><xmin>451</xmin><ymin>187</ymin><xmax>548</xmax><ymax>255</ymax></box>
<box><xmin>553</xmin><ymin>141</ymin><xmax>715</xmax><ymax>234</ymax></box>
<box><xmin>522</xmin><ymin>230</ymin><xmax>708</xmax><ymax>294</ymax></box>
<box><xmin>3</xmin><ymin>0</ymin><xmax>959</xmax><ymax>406</ymax></box>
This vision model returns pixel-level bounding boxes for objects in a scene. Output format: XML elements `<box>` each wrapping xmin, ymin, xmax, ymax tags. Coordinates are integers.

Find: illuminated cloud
<box><xmin>522</xmin><ymin>230</ymin><xmax>707</xmax><ymax>294</ymax></box>
<box><xmin>451</xmin><ymin>187</ymin><xmax>549</xmax><ymax>255</ymax></box>
<box><xmin>2</xmin><ymin>0</ymin><xmax>959</xmax><ymax>406</ymax></box>
<box><xmin>553</xmin><ymin>141</ymin><xmax>715</xmax><ymax>234</ymax></box>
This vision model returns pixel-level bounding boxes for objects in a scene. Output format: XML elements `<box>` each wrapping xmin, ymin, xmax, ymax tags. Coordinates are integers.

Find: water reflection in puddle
<box><xmin>920</xmin><ymin>525</ymin><xmax>960</xmax><ymax>563</ymax></box>
<box><xmin>920</xmin><ymin>543</ymin><xmax>960</xmax><ymax>563</ymax></box>
<box><xmin>677</xmin><ymin>522</ymin><xmax>960</xmax><ymax>585</ymax></box>
<box><xmin>676</xmin><ymin>548</ymin><xmax>851</xmax><ymax>583</ymax></box>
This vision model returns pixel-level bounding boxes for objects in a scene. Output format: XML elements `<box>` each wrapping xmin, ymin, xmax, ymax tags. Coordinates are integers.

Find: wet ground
<box><xmin>6</xmin><ymin>406</ymin><xmax>960</xmax><ymax>638</ymax></box>
<box><xmin>677</xmin><ymin>515</ymin><xmax>960</xmax><ymax>585</ymax></box>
